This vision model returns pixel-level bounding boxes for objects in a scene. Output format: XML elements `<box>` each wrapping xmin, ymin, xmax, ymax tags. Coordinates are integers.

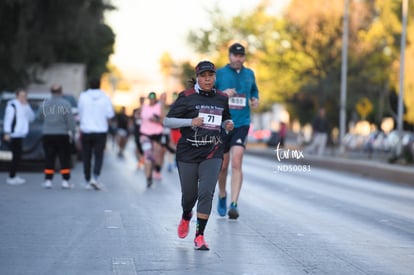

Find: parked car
<box><xmin>0</xmin><ymin>91</ymin><xmax>80</xmax><ymax>166</ymax></box>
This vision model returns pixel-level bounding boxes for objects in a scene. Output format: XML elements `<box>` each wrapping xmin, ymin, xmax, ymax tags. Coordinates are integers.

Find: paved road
<box><xmin>247</xmin><ymin>144</ymin><xmax>414</xmax><ymax>186</ymax></box>
<box><xmin>0</xmin><ymin>142</ymin><xmax>413</xmax><ymax>275</ymax></box>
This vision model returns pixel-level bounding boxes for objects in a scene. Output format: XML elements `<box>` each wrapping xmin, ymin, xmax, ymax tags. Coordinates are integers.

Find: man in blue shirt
<box><xmin>215</xmin><ymin>42</ymin><xmax>259</xmax><ymax>219</ymax></box>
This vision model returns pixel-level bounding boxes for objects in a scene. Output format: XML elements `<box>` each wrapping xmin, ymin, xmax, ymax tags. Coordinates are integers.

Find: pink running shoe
<box><xmin>194</xmin><ymin>235</ymin><xmax>209</xmax><ymax>251</ymax></box>
<box><xmin>177</xmin><ymin>218</ymin><xmax>190</xmax><ymax>238</ymax></box>
<box><xmin>153</xmin><ymin>171</ymin><xmax>162</xmax><ymax>180</ymax></box>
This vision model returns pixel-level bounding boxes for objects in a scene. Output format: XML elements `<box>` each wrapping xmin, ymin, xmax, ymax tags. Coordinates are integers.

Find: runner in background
<box><xmin>216</xmin><ymin>42</ymin><xmax>260</xmax><ymax>220</ymax></box>
<box><xmin>132</xmin><ymin>96</ymin><xmax>145</xmax><ymax>169</ymax></box>
<box><xmin>114</xmin><ymin>106</ymin><xmax>130</xmax><ymax>158</ymax></box>
<box><xmin>139</xmin><ymin>92</ymin><xmax>164</xmax><ymax>187</ymax></box>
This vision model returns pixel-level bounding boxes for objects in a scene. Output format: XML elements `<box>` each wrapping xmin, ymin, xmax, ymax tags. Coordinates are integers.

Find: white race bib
<box><xmin>229</xmin><ymin>95</ymin><xmax>246</xmax><ymax>109</ymax></box>
<box><xmin>199</xmin><ymin>107</ymin><xmax>222</xmax><ymax>130</ymax></box>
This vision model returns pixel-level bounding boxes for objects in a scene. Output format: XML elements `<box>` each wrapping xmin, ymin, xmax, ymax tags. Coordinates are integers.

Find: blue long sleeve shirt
<box><xmin>215</xmin><ymin>64</ymin><xmax>259</xmax><ymax>128</ymax></box>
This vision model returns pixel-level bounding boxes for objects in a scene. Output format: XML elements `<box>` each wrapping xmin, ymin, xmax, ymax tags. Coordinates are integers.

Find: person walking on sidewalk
<box><xmin>306</xmin><ymin>107</ymin><xmax>330</xmax><ymax>156</ymax></box>
<box><xmin>2</xmin><ymin>88</ymin><xmax>35</xmax><ymax>185</ymax></box>
<box><xmin>164</xmin><ymin>61</ymin><xmax>234</xmax><ymax>250</ymax></box>
<box><xmin>216</xmin><ymin>42</ymin><xmax>259</xmax><ymax>220</ymax></box>
<box><xmin>78</xmin><ymin>77</ymin><xmax>115</xmax><ymax>190</ymax></box>
<box><xmin>38</xmin><ymin>85</ymin><xmax>76</xmax><ymax>189</ymax></box>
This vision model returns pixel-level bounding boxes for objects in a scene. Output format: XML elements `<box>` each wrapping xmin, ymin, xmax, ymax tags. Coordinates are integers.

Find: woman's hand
<box><xmin>225</xmin><ymin>120</ymin><xmax>234</xmax><ymax>132</ymax></box>
<box><xmin>223</xmin><ymin>88</ymin><xmax>236</xmax><ymax>97</ymax></box>
<box><xmin>191</xmin><ymin>117</ymin><xmax>204</xmax><ymax>127</ymax></box>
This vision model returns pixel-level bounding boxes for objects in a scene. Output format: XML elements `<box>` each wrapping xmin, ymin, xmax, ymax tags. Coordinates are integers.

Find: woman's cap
<box><xmin>195</xmin><ymin>61</ymin><xmax>216</xmax><ymax>75</ymax></box>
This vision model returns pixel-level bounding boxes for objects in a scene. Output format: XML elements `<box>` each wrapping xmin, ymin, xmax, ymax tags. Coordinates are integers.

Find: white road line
<box><xmin>112</xmin><ymin>257</ymin><xmax>137</xmax><ymax>275</ymax></box>
<box><xmin>105</xmin><ymin>209</ymin><xmax>124</xmax><ymax>229</ymax></box>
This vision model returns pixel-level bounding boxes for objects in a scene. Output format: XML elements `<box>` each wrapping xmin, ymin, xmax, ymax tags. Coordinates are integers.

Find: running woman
<box><xmin>164</xmin><ymin>61</ymin><xmax>234</xmax><ymax>250</ymax></box>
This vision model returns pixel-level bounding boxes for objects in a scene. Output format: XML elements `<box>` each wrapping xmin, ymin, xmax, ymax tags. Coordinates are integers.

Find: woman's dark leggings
<box><xmin>177</xmin><ymin>158</ymin><xmax>222</xmax><ymax>215</ymax></box>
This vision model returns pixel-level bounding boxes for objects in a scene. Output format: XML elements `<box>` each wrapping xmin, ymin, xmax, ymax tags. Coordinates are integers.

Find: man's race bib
<box><xmin>229</xmin><ymin>95</ymin><xmax>246</xmax><ymax>109</ymax></box>
<box><xmin>198</xmin><ymin>107</ymin><xmax>222</xmax><ymax>130</ymax></box>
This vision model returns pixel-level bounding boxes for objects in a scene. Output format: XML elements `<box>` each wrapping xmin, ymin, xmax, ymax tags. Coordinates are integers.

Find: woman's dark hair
<box><xmin>187</xmin><ymin>78</ymin><xmax>196</xmax><ymax>88</ymax></box>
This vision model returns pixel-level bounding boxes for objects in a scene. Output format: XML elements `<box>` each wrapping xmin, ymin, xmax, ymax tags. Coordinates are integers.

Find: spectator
<box><xmin>306</xmin><ymin>107</ymin><xmax>330</xmax><ymax>156</ymax></box>
<box><xmin>38</xmin><ymin>85</ymin><xmax>76</xmax><ymax>189</ymax></box>
<box><xmin>78</xmin><ymin>77</ymin><xmax>115</xmax><ymax>190</ymax></box>
<box><xmin>279</xmin><ymin>121</ymin><xmax>287</xmax><ymax>148</ymax></box>
<box><xmin>2</xmin><ymin>88</ymin><xmax>35</xmax><ymax>185</ymax></box>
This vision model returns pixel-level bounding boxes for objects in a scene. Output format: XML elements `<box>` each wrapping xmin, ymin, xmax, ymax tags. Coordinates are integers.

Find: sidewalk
<box><xmin>246</xmin><ymin>142</ymin><xmax>414</xmax><ymax>186</ymax></box>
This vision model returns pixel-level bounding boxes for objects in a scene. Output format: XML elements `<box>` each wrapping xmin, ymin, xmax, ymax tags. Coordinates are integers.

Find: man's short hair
<box><xmin>51</xmin><ymin>85</ymin><xmax>62</xmax><ymax>94</ymax></box>
<box><xmin>89</xmin><ymin>77</ymin><xmax>101</xmax><ymax>89</ymax></box>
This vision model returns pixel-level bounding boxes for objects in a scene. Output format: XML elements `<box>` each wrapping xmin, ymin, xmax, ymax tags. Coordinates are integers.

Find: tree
<box><xmin>186</xmin><ymin>1</ymin><xmax>300</xmax><ymax>112</ymax></box>
<box><xmin>0</xmin><ymin>0</ymin><xmax>115</xmax><ymax>90</ymax></box>
<box><xmin>182</xmin><ymin>0</ymin><xmax>413</xmax><ymax>129</ymax></box>
<box><xmin>277</xmin><ymin>0</ymin><xmax>410</xmax><ymax>127</ymax></box>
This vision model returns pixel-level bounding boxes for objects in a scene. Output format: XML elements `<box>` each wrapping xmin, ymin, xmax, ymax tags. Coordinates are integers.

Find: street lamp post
<box><xmin>339</xmin><ymin>0</ymin><xmax>349</xmax><ymax>154</ymax></box>
<box><xmin>394</xmin><ymin>0</ymin><xmax>408</xmax><ymax>157</ymax></box>
<box><xmin>397</xmin><ymin>0</ymin><xmax>408</xmax><ymax>134</ymax></box>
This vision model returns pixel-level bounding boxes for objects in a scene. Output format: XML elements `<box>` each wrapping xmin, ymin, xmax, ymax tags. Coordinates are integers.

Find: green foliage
<box><xmin>186</xmin><ymin>1</ymin><xmax>301</xmax><ymax>112</ymax></box>
<box><xmin>0</xmin><ymin>0</ymin><xmax>115</xmax><ymax>90</ymax></box>
<box><xmin>182</xmin><ymin>0</ymin><xmax>414</xmax><ymax>129</ymax></box>
<box><xmin>179</xmin><ymin>62</ymin><xmax>197</xmax><ymax>89</ymax></box>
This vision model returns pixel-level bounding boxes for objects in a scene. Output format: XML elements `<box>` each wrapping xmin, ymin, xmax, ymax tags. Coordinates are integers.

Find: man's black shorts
<box><xmin>223</xmin><ymin>125</ymin><xmax>250</xmax><ymax>153</ymax></box>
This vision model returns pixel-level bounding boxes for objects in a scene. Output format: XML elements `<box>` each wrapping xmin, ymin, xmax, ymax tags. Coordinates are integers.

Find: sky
<box><xmin>105</xmin><ymin>0</ymin><xmax>290</xmax><ymax>94</ymax></box>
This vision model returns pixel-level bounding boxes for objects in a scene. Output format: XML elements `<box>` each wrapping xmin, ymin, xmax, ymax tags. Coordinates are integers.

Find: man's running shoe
<box><xmin>177</xmin><ymin>213</ymin><xmax>192</xmax><ymax>238</ymax></box>
<box><xmin>194</xmin><ymin>235</ymin><xmax>209</xmax><ymax>251</ymax></box>
<box><xmin>228</xmin><ymin>202</ymin><xmax>239</xmax><ymax>220</ymax></box>
<box><xmin>217</xmin><ymin>194</ymin><xmax>227</xmax><ymax>217</ymax></box>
